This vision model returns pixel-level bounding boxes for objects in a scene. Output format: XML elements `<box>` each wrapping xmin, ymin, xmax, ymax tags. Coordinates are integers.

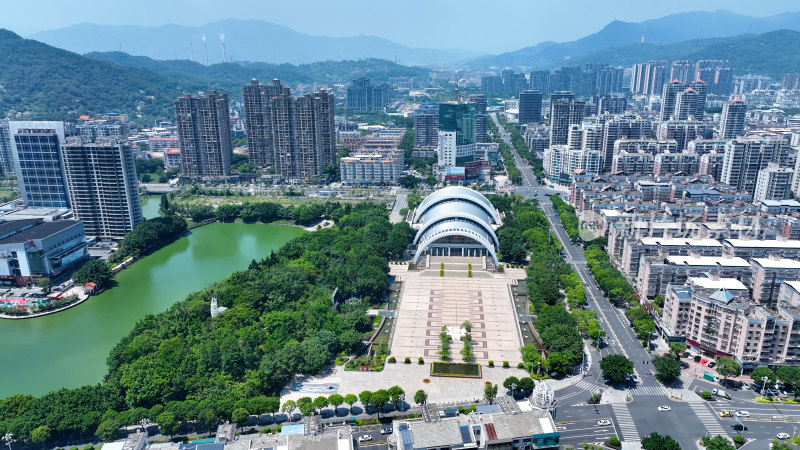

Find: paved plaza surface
<box><xmin>280</xmin><ymin>362</ymin><xmax>530</xmax><ymax>404</ymax></box>
<box><xmin>389</xmin><ymin>258</ymin><xmax>526</xmax><ymax>365</ymax></box>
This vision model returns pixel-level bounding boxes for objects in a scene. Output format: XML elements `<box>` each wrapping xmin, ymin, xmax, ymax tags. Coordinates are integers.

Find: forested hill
<box><xmin>569</xmin><ymin>30</ymin><xmax>800</xmax><ymax>79</ymax></box>
<box><xmin>0</xmin><ymin>29</ymin><xmax>430</xmax><ymax>124</ymax></box>
<box><xmin>0</xmin><ymin>29</ymin><xmax>203</xmax><ymax>122</ymax></box>
<box><xmin>85</xmin><ymin>52</ymin><xmax>431</xmax><ymax>94</ymax></box>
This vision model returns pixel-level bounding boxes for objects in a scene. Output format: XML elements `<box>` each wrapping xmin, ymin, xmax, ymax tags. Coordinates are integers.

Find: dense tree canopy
<box><xmin>600</xmin><ymin>354</ymin><xmax>634</xmax><ymax>385</ymax></box>
<box><xmin>0</xmin><ymin>203</ymin><xmax>411</xmax><ymax>443</ymax></box>
<box><xmin>72</xmin><ymin>259</ymin><xmax>113</xmax><ymax>287</ymax></box>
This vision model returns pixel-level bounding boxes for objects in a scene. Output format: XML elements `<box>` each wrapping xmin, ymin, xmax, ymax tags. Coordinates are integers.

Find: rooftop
<box><xmin>687</xmin><ymin>277</ymin><xmax>748</xmax><ymax>290</ymax></box>
<box><xmin>664</xmin><ymin>255</ymin><xmax>749</xmax><ymax>267</ymax></box>
<box><xmin>640</xmin><ymin>237</ymin><xmax>722</xmax><ymax>247</ymax></box>
<box><xmin>751</xmin><ymin>258</ymin><xmax>800</xmax><ymax>269</ymax></box>
<box><xmin>724</xmin><ymin>239</ymin><xmax>800</xmax><ymax>249</ymax></box>
<box><xmin>0</xmin><ymin>220</ymin><xmax>82</xmax><ymax>246</ymax></box>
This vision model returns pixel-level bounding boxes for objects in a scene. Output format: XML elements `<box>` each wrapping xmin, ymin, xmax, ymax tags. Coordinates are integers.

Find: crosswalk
<box><xmin>611</xmin><ymin>403</ymin><xmax>641</xmax><ymax>443</ymax></box>
<box><xmin>687</xmin><ymin>400</ymin><xmax>729</xmax><ymax>437</ymax></box>
<box><xmin>629</xmin><ymin>386</ymin><xmax>667</xmax><ymax>396</ymax></box>
<box><xmin>574</xmin><ymin>380</ymin><xmax>604</xmax><ymax>392</ymax></box>
<box><xmin>680</xmin><ymin>372</ymin><xmax>695</xmax><ymax>390</ymax></box>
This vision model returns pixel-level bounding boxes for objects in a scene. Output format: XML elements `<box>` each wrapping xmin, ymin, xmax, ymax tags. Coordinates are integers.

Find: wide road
<box><xmin>490</xmin><ymin>114</ymin><xmax>747</xmax><ymax>448</ymax></box>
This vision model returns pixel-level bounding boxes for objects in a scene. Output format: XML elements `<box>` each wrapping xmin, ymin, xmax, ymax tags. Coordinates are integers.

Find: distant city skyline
<box><xmin>1</xmin><ymin>0</ymin><xmax>799</xmax><ymax>54</ymax></box>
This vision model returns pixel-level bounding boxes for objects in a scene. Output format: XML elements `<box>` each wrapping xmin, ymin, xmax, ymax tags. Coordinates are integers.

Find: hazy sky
<box><xmin>2</xmin><ymin>0</ymin><xmax>799</xmax><ymax>53</ymax></box>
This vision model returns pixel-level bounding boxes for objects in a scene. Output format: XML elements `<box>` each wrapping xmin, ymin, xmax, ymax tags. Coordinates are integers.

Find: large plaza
<box><xmin>389</xmin><ymin>258</ymin><xmax>527</xmax><ymax>365</ymax></box>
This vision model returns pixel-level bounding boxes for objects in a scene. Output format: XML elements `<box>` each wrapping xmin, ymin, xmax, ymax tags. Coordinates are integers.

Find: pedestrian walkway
<box><xmin>629</xmin><ymin>386</ymin><xmax>667</xmax><ymax>396</ymax></box>
<box><xmin>687</xmin><ymin>400</ymin><xmax>729</xmax><ymax>437</ymax></box>
<box><xmin>611</xmin><ymin>403</ymin><xmax>641</xmax><ymax>444</ymax></box>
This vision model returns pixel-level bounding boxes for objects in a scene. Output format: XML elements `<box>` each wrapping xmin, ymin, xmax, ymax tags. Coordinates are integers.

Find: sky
<box><xmin>2</xmin><ymin>0</ymin><xmax>799</xmax><ymax>53</ymax></box>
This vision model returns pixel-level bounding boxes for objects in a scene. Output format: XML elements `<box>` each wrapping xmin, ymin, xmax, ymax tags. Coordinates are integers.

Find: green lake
<box><xmin>0</xmin><ymin>220</ymin><xmax>305</xmax><ymax>398</ymax></box>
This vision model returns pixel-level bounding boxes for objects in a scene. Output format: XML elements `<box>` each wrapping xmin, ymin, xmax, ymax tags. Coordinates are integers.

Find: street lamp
<box><xmin>762</xmin><ymin>376</ymin><xmax>769</xmax><ymax>397</ymax></box>
<box><xmin>140</xmin><ymin>418</ymin><xmax>149</xmax><ymax>432</ymax></box>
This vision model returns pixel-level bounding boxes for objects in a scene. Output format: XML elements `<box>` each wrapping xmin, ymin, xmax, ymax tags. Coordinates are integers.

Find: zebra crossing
<box><xmin>629</xmin><ymin>385</ymin><xmax>667</xmax><ymax>396</ymax></box>
<box><xmin>574</xmin><ymin>380</ymin><xmax>603</xmax><ymax>392</ymax></box>
<box><xmin>680</xmin><ymin>372</ymin><xmax>695</xmax><ymax>390</ymax></box>
<box><xmin>687</xmin><ymin>400</ymin><xmax>729</xmax><ymax>437</ymax></box>
<box><xmin>611</xmin><ymin>403</ymin><xmax>641</xmax><ymax>443</ymax></box>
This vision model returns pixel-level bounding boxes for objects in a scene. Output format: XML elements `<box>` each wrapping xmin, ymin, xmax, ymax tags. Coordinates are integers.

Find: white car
<box><xmin>597</xmin><ymin>419</ymin><xmax>611</xmax><ymax>426</ymax></box>
<box><xmin>735</xmin><ymin>411</ymin><xmax>750</xmax><ymax>417</ymax></box>
<box><xmin>358</xmin><ymin>434</ymin><xmax>373</xmax><ymax>443</ymax></box>
<box><xmin>658</xmin><ymin>405</ymin><xmax>671</xmax><ymax>412</ymax></box>
<box><xmin>777</xmin><ymin>433</ymin><xmax>791</xmax><ymax>440</ymax></box>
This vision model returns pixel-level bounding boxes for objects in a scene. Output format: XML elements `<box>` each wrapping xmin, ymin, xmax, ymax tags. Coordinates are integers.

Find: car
<box><xmin>694</xmin><ymin>355</ymin><xmax>702</xmax><ymax>362</ymax></box>
<box><xmin>733</xmin><ymin>424</ymin><xmax>748</xmax><ymax>431</ymax></box>
<box><xmin>597</xmin><ymin>420</ymin><xmax>611</xmax><ymax>426</ymax></box>
<box><xmin>658</xmin><ymin>406</ymin><xmax>671</xmax><ymax>412</ymax></box>
<box><xmin>357</xmin><ymin>434</ymin><xmax>373</xmax><ymax>443</ymax></box>
<box><xmin>718</xmin><ymin>410</ymin><xmax>732</xmax><ymax>417</ymax></box>
<box><xmin>735</xmin><ymin>411</ymin><xmax>750</xmax><ymax>417</ymax></box>
<box><xmin>708</xmin><ymin>362</ymin><xmax>717</xmax><ymax>368</ymax></box>
<box><xmin>381</xmin><ymin>426</ymin><xmax>393</xmax><ymax>435</ymax></box>
<box><xmin>777</xmin><ymin>433</ymin><xmax>791</xmax><ymax>440</ymax></box>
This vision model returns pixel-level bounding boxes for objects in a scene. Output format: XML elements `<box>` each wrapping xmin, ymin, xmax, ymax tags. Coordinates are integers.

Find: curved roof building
<box><xmin>410</xmin><ymin>186</ymin><xmax>501</xmax><ymax>265</ymax></box>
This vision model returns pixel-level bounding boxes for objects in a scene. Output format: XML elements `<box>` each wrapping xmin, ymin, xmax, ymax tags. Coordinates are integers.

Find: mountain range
<box><xmin>29</xmin><ymin>19</ymin><xmax>475</xmax><ymax>66</ymax></box>
<box><xmin>0</xmin><ymin>29</ymin><xmax>428</xmax><ymax>123</ymax></box>
<box><xmin>27</xmin><ymin>10</ymin><xmax>800</xmax><ymax>69</ymax></box>
<box><xmin>465</xmin><ymin>9</ymin><xmax>800</xmax><ymax>69</ymax></box>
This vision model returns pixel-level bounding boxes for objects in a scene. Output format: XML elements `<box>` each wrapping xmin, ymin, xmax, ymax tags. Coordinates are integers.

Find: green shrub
<box><xmin>440</xmin><ymin>262</ymin><xmax>444</xmax><ymax>269</ymax></box>
<box><xmin>276</xmin><ymin>425</ymin><xmax>282</xmax><ymax>433</ymax></box>
<box><xmin>702</xmin><ymin>390</ymin><xmax>712</xmax><ymax>400</ymax></box>
<box><xmin>609</xmin><ymin>436</ymin><xmax>620</xmax><ymax>446</ymax></box>
<box><xmin>468</xmin><ymin>270</ymin><xmax>472</xmax><ymax>277</ymax></box>
<box><xmin>418</xmin><ymin>357</ymin><xmax>424</xmax><ymax>364</ymax></box>
<box><xmin>388</xmin><ymin>356</ymin><xmax>396</xmax><ymax>363</ymax></box>
<box><xmin>503</xmin><ymin>361</ymin><xmax>510</xmax><ymax>368</ymax></box>
<box><xmin>517</xmin><ymin>362</ymin><xmax>524</xmax><ymax>369</ymax></box>
<box><xmin>440</xmin><ymin>269</ymin><xmax>444</xmax><ymax>277</ymax></box>
<box><xmin>488</xmin><ymin>360</ymin><xmax>494</xmax><ymax>367</ymax></box>
<box><xmin>404</xmin><ymin>357</ymin><xmax>411</xmax><ymax>364</ymax></box>
<box><xmin>468</xmin><ymin>263</ymin><xmax>472</xmax><ymax>270</ymax></box>
<box><xmin>457</xmin><ymin>406</ymin><xmax>465</xmax><ymax>414</ymax></box>
<box><xmin>733</xmin><ymin>435</ymin><xmax>744</xmax><ymax>444</ymax></box>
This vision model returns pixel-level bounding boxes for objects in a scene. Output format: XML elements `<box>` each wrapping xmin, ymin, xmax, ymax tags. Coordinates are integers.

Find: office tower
<box><xmin>721</xmin><ymin>136</ymin><xmax>791</xmax><ymax>193</ymax></box>
<box><xmin>0</xmin><ymin>121</ymin><xmax>13</xmax><ymax>175</ymax></box>
<box><xmin>243</xmin><ymin>78</ymin><xmax>289</xmax><ymax>167</ymax></box>
<box><xmin>174</xmin><ymin>91</ymin><xmax>232</xmax><ymax>178</ymax></box>
<box><xmin>345</xmin><ymin>77</ymin><xmax>390</xmax><ymax>111</ymax></box>
<box><xmin>501</xmin><ymin>71</ymin><xmax>527</xmax><ymax>95</ymax></box>
<box><xmin>467</xmin><ymin>94</ymin><xmax>488</xmax><ymax>143</ymax></box>
<box><xmin>674</xmin><ymin>88</ymin><xmax>700</xmax><ymax>120</ymax></box>
<box><xmin>754</xmin><ymin>163</ymin><xmax>794</xmax><ymax>202</ymax></box>
<box><xmin>601</xmin><ymin>116</ymin><xmax>649</xmax><ymax>171</ymax></box>
<box><xmin>61</xmin><ymin>140</ymin><xmax>143</xmax><ymax>239</ymax></box>
<box><xmin>782</xmin><ymin>74</ymin><xmax>800</xmax><ymax>90</ymax></box>
<box><xmin>550</xmin><ymin>99</ymin><xmax>585</xmax><ymax>147</ymax></box>
<box><xmin>9</xmin><ymin>121</ymin><xmax>70</xmax><ymax>208</ymax></box>
<box><xmin>518</xmin><ymin>90</ymin><xmax>543</xmax><ymax>124</ymax></box>
<box><xmin>630</xmin><ymin>61</ymin><xmax>667</xmax><ymax>95</ymax></box>
<box><xmin>481</xmin><ymin>76</ymin><xmax>503</xmax><ymax>93</ymax></box>
<box><xmin>695</xmin><ymin>60</ymin><xmax>734</xmax><ymax>95</ymax></box>
<box><xmin>414</xmin><ymin>103</ymin><xmax>439</xmax><ymax>147</ymax></box>
<box><xmin>720</xmin><ymin>99</ymin><xmax>746</xmax><ymax>140</ymax></box>
<box><xmin>660</xmin><ymin>79</ymin><xmax>684</xmax><ymax>122</ymax></box>
<box><xmin>670</xmin><ymin>60</ymin><xmax>692</xmax><ymax>84</ymax></box>
<box><xmin>437</xmin><ymin>103</ymin><xmax>476</xmax><ymax>167</ymax></box>
<box><xmin>529</xmin><ymin>70</ymin><xmax>549</xmax><ymax>93</ymax></box>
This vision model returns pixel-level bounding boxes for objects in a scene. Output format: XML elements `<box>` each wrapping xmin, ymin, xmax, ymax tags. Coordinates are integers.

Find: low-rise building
<box><xmin>750</xmin><ymin>257</ymin><xmax>800</xmax><ymax>307</ymax></box>
<box><xmin>340</xmin><ymin>150</ymin><xmax>402</xmax><ymax>184</ymax></box>
<box><xmin>164</xmin><ymin>148</ymin><xmax>181</xmax><ymax>169</ymax></box>
<box><xmin>0</xmin><ymin>218</ymin><xmax>88</xmax><ymax>286</ymax></box>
